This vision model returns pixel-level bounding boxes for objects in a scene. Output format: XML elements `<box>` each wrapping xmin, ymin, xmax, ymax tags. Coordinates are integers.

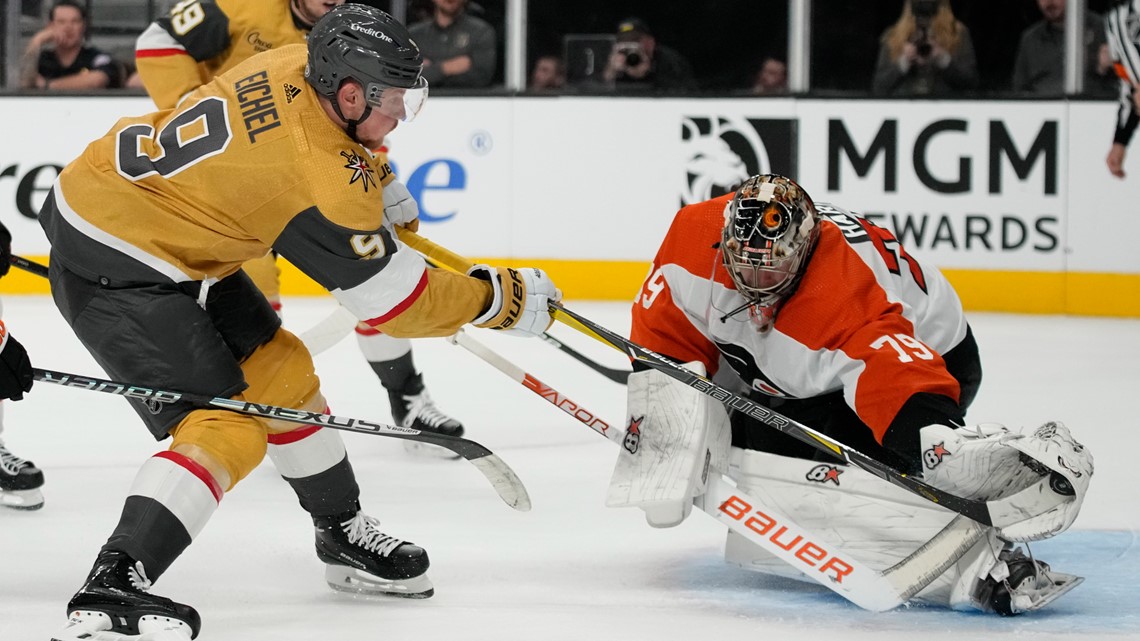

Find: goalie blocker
<box><xmin>608</xmin><ymin>367</ymin><xmax>1093</xmax><ymax>614</ymax></box>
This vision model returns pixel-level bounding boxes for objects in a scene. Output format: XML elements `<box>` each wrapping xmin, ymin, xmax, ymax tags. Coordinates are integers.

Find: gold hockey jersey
<box><xmin>135</xmin><ymin>0</ymin><xmax>311</xmax><ymax>109</ymax></box>
<box><xmin>42</xmin><ymin>45</ymin><xmax>489</xmax><ymax>338</ymax></box>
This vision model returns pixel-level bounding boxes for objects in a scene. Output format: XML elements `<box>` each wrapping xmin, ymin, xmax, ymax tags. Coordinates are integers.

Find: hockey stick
<box><xmin>7</xmin><ymin>254</ymin><xmax>50</xmax><ymax>278</ymax></box>
<box><xmin>414</xmin><ymin>245</ymin><xmax>630</xmax><ymax>385</ymax></box>
<box><xmin>31</xmin><ymin>367</ymin><xmax>530</xmax><ymax>511</ymax></box>
<box><xmin>448</xmin><ymin>328</ymin><xmax>987</xmax><ymax>611</ymax></box>
<box><xmin>298</xmin><ymin>304</ymin><xmax>359</xmax><ymax>355</ymax></box>
<box><xmin>538</xmin><ymin>332</ymin><xmax>629</xmax><ymax>385</ymax></box>
<box><xmin>396</xmin><ymin>229</ymin><xmax>1065</xmax><ymax>530</ymax></box>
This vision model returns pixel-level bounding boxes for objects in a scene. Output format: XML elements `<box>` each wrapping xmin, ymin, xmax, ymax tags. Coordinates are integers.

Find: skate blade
<box><xmin>54</xmin><ymin>611</ymin><xmax>193</xmax><ymax>641</ymax></box>
<box><xmin>403</xmin><ymin>439</ymin><xmax>460</xmax><ymax>460</ymax></box>
<box><xmin>1</xmin><ymin>488</ymin><xmax>44</xmax><ymax>510</ymax></box>
<box><xmin>1012</xmin><ymin>573</ymin><xmax>1084</xmax><ymax>613</ymax></box>
<box><xmin>324</xmin><ymin>564</ymin><xmax>434</xmax><ymax>599</ymax></box>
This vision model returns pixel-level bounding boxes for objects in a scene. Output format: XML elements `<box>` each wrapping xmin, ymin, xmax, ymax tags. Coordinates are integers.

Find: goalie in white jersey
<box><xmin>608</xmin><ymin>174</ymin><xmax>1092</xmax><ymax>614</ymax></box>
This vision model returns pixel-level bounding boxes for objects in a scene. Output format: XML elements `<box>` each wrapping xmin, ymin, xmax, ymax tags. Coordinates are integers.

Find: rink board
<box><xmin>0</xmin><ymin>96</ymin><xmax>1137</xmax><ymax>316</ymax></box>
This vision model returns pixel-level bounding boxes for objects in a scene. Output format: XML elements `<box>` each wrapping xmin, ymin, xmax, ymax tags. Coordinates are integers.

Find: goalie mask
<box><xmin>720</xmin><ymin>175</ymin><xmax>819</xmax><ymax>327</ymax></box>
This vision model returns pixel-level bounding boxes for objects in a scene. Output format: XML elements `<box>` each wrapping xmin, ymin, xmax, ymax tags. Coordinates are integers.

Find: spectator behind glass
<box><xmin>529</xmin><ymin>54</ymin><xmax>566</xmax><ymax>91</ymax></box>
<box><xmin>19</xmin><ymin>0</ymin><xmax>123</xmax><ymax>90</ymax></box>
<box><xmin>872</xmin><ymin>0</ymin><xmax>978</xmax><ymax>96</ymax></box>
<box><xmin>409</xmin><ymin>0</ymin><xmax>497</xmax><ymax>88</ymax></box>
<box><xmin>602</xmin><ymin>17</ymin><xmax>697</xmax><ymax>93</ymax></box>
<box><xmin>1012</xmin><ymin>0</ymin><xmax>1115</xmax><ymax>96</ymax></box>
<box><xmin>751</xmin><ymin>56</ymin><xmax>788</xmax><ymax>94</ymax></box>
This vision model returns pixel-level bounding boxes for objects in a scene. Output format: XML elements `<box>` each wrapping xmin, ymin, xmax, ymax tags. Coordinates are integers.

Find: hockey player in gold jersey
<box><xmin>136</xmin><ymin>0</ymin><xmax>469</xmax><ymax>450</ymax></box>
<box><xmin>45</xmin><ymin>6</ymin><xmax>560</xmax><ymax>639</ymax></box>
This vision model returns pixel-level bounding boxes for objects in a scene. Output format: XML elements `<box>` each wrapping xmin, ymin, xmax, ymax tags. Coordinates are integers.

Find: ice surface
<box><xmin>1</xmin><ymin>297</ymin><xmax>1136</xmax><ymax>640</ymax></box>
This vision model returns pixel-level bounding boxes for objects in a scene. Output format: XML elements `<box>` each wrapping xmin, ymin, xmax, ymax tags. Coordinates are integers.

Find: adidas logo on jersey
<box><xmin>283</xmin><ymin>83</ymin><xmax>302</xmax><ymax>104</ymax></box>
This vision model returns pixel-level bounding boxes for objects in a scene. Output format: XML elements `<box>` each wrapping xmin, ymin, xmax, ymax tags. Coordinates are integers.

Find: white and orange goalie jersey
<box><xmin>630</xmin><ymin>193</ymin><xmax>975</xmax><ymax>455</ymax></box>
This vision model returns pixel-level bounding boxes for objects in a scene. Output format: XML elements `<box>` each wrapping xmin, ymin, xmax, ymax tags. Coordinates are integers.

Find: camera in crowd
<box><xmin>911</xmin><ymin>0</ymin><xmax>938</xmax><ymax>58</ymax></box>
<box><xmin>617</xmin><ymin>41</ymin><xmax>645</xmax><ymax>68</ymax></box>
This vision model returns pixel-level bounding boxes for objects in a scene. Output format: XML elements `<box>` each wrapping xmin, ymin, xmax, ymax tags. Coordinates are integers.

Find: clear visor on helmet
<box><xmin>365</xmin><ymin>76</ymin><xmax>429</xmax><ymax>122</ymax></box>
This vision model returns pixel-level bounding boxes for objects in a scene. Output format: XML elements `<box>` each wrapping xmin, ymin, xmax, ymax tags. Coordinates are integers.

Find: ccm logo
<box><xmin>719</xmin><ymin>495</ymin><xmax>854</xmax><ymax>583</ymax></box>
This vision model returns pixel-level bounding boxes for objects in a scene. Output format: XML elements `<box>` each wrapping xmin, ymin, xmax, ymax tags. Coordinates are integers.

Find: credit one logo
<box><xmin>1</xmin><ymin>162</ymin><xmax>61</xmax><ymax>219</ymax></box>
<box><xmin>388</xmin><ymin>158</ymin><xmax>466</xmax><ymax>223</ymax></box>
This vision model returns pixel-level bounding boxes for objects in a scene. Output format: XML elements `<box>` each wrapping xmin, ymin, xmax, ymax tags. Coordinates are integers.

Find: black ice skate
<box><xmin>389</xmin><ymin>372</ymin><xmax>465</xmax><ymax>459</ymax></box>
<box><xmin>315</xmin><ymin>508</ymin><xmax>433</xmax><ymax>598</ymax></box>
<box><xmin>53</xmin><ymin>550</ymin><xmax>201</xmax><ymax>641</ymax></box>
<box><xmin>0</xmin><ymin>438</ymin><xmax>44</xmax><ymax>510</ymax></box>
<box><xmin>976</xmin><ymin>546</ymin><xmax>1083</xmax><ymax>615</ymax></box>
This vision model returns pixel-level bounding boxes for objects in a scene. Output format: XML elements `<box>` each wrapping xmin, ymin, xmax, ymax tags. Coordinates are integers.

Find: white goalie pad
<box><xmin>606</xmin><ymin>362</ymin><xmax>731</xmax><ymax>528</ymax></box>
<box><xmin>725</xmin><ymin>447</ymin><xmax>1001</xmax><ymax>609</ymax></box>
<box><xmin>919</xmin><ymin>422</ymin><xmax>1093</xmax><ymax>542</ymax></box>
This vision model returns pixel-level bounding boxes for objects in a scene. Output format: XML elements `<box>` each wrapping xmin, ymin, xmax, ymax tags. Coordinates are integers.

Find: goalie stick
<box><xmin>394</xmin><ymin>229</ymin><xmax>1067</xmax><ymax>530</ymax></box>
<box><xmin>448</xmin><ymin>327</ymin><xmax>986</xmax><ymax>611</ymax></box>
<box><xmin>32</xmin><ymin>367</ymin><xmax>530</xmax><ymax>512</ymax></box>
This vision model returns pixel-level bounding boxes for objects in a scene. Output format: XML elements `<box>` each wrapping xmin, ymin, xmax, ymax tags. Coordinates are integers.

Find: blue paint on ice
<box><xmin>673</xmin><ymin>530</ymin><xmax>1139</xmax><ymax>635</ymax></box>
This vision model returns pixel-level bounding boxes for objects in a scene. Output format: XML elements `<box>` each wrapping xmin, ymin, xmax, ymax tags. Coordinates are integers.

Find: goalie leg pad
<box><xmin>725</xmin><ymin>447</ymin><xmax>959</xmax><ymax>578</ymax></box>
<box><xmin>607</xmin><ymin>362</ymin><xmax>731</xmax><ymax>528</ymax></box>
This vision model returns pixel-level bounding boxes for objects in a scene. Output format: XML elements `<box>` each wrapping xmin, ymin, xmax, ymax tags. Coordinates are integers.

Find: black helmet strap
<box><xmin>331</xmin><ymin>93</ymin><xmax>373</xmax><ymax>144</ymax></box>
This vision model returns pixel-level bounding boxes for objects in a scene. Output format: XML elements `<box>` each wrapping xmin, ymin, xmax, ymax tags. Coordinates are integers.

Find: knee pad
<box><xmin>241</xmin><ymin>329</ymin><xmax>326</xmax><ymax>434</ymax></box>
<box><xmin>170</xmin><ymin>409</ymin><xmax>269</xmax><ymax>489</ymax></box>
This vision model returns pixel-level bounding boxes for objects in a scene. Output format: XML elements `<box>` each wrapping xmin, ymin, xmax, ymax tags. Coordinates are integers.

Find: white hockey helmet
<box><xmin>721</xmin><ymin>174</ymin><xmax>820</xmax><ymax>309</ymax></box>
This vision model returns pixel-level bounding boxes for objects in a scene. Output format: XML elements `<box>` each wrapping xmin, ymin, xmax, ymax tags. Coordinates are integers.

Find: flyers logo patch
<box><xmin>923</xmin><ymin>442</ymin><xmax>952</xmax><ymax>470</ymax></box>
<box><xmin>341</xmin><ymin>150</ymin><xmax>377</xmax><ymax>192</ymax></box>
<box><xmin>806</xmin><ymin>464</ymin><xmax>842</xmax><ymax>485</ymax></box>
<box><xmin>623</xmin><ymin>416</ymin><xmax>643</xmax><ymax>454</ymax></box>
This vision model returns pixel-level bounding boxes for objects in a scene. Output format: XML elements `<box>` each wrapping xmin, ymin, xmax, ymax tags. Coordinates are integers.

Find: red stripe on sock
<box><xmin>364</xmin><ymin>270</ymin><xmax>428</xmax><ymax>326</ymax></box>
<box><xmin>267</xmin><ymin>424</ymin><xmax>323</xmax><ymax>445</ymax></box>
<box><xmin>155</xmin><ymin>450</ymin><xmax>223</xmax><ymax>503</ymax></box>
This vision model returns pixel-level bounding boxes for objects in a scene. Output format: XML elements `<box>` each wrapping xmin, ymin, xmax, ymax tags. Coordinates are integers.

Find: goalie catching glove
<box><xmin>467</xmin><ymin>265</ymin><xmax>561</xmax><ymax>338</ymax></box>
<box><xmin>919</xmin><ymin>421</ymin><xmax>1093</xmax><ymax>541</ymax></box>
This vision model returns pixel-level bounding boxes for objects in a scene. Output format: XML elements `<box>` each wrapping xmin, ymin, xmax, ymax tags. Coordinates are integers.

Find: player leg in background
<box><xmin>240</xmin><ymin>255</ymin><xmax>435</xmax><ymax>590</ymax></box>
<box><xmin>244</xmin><ymin>250</ymin><xmax>465</xmax><ymax>458</ymax></box>
<box><xmin>0</xmin><ymin>402</ymin><xmax>45</xmax><ymax>510</ymax></box>
<box><xmin>0</xmin><ymin>296</ymin><xmax>45</xmax><ymax>510</ymax></box>
<box><xmin>50</xmin><ymin>269</ymin><xmax>429</xmax><ymax>641</ymax></box>
<box><xmin>356</xmin><ymin>325</ymin><xmax>465</xmax><ymax>458</ymax></box>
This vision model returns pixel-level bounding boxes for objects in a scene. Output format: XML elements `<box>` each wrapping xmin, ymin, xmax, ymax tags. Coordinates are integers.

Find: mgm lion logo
<box><xmin>681</xmin><ymin>116</ymin><xmax>796</xmax><ymax>207</ymax></box>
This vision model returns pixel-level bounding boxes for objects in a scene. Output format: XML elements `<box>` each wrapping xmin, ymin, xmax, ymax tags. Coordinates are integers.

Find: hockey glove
<box><xmin>0</xmin><ymin>220</ymin><xmax>11</xmax><ymax>277</ymax></box>
<box><xmin>382</xmin><ymin>179</ymin><xmax>419</xmax><ymax>233</ymax></box>
<box><xmin>468</xmin><ymin>265</ymin><xmax>561</xmax><ymax>338</ymax></box>
<box><xmin>0</xmin><ymin>321</ymin><xmax>33</xmax><ymax>400</ymax></box>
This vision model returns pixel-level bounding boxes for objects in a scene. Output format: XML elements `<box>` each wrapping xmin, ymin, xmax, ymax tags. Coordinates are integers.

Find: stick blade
<box><xmin>469</xmin><ymin>454</ymin><xmax>532</xmax><ymax>512</ymax></box>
